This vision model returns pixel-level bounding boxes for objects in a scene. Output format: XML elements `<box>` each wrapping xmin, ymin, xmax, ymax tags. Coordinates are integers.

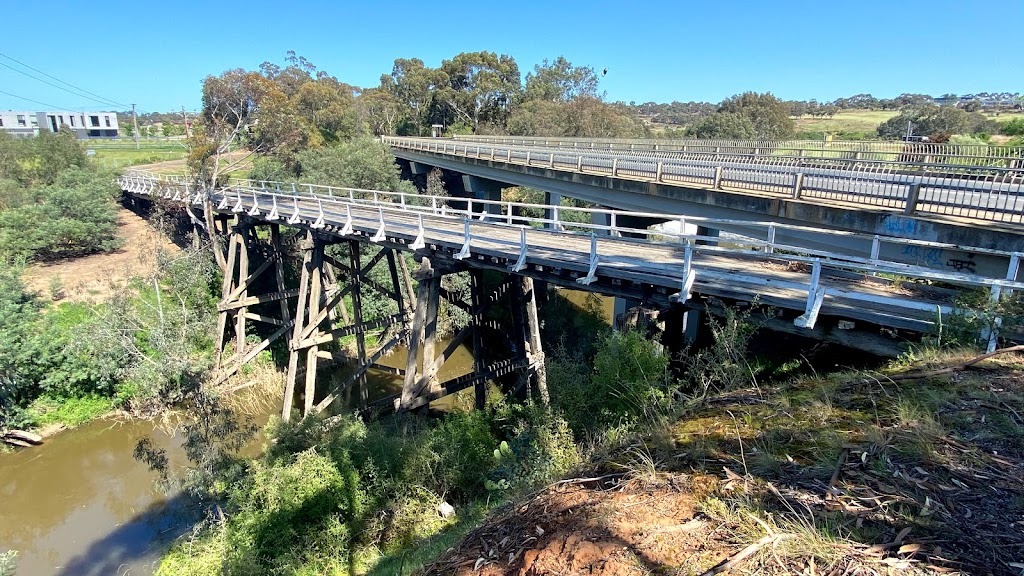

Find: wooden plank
<box><xmin>215</xmin><ymin>228</ymin><xmax>240</xmax><ymax>362</ymax></box>
<box><xmin>218</xmin><ymin>289</ymin><xmax>300</xmax><ymax>311</ymax></box>
<box><xmin>296</xmin><ymin>313</ymin><xmax>407</xmax><ymax>348</ymax></box>
<box><xmin>243</xmin><ymin>312</ymin><xmax>285</xmax><ymax>326</ymax></box>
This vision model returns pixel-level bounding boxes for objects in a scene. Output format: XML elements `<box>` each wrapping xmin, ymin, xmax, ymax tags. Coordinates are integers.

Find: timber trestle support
<box><xmin>212</xmin><ymin>214</ymin><xmax>547</xmax><ymax>423</ymax></box>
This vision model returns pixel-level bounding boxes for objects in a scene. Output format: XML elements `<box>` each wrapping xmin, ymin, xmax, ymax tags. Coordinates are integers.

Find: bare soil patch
<box><xmin>23</xmin><ymin>207</ymin><xmax>179</xmax><ymax>303</ymax></box>
<box><xmin>421</xmin><ymin>477</ymin><xmax>727</xmax><ymax>576</ymax></box>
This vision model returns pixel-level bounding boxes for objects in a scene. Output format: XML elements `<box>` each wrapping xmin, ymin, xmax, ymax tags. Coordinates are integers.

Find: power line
<box><xmin>0</xmin><ymin>88</ymin><xmax>72</xmax><ymax>111</ymax></box>
<box><xmin>0</xmin><ymin>57</ymin><xmax>126</xmax><ymax>109</ymax></box>
<box><xmin>0</xmin><ymin>51</ymin><xmax>130</xmax><ymax>109</ymax></box>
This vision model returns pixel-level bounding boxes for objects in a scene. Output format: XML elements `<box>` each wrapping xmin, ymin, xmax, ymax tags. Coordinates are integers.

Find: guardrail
<box><xmin>384</xmin><ymin>136</ymin><xmax>1024</xmax><ymax>225</ymax></box>
<box><xmin>452</xmin><ymin>135</ymin><xmax>1024</xmax><ymax>169</ymax></box>
<box><xmin>120</xmin><ymin>169</ymin><xmax>1024</xmax><ymax>348</ymax></box>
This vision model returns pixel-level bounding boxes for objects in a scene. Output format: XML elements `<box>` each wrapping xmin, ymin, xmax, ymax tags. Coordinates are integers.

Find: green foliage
<box><xmin>717</xmin><ymin>92</ymin><xmax>795</xmax><ymax>139</ymax></box>
<box><xmin>0</xmin><ymin>167</ymin><xmax>123</xmax><ymax>260</ymax></box>
<box><xmin>507</xmin><ymin>97</ymin><xmax>643</xmax><ymax>138</ymax></box>
<box><xmin>548</xmin><ymin>331</ymin><xmax>670</xmax><ymax>436</ymax></box>
<box><xmin>943</xmin><ymin>288</ymin><xmax>1024</xmax><ymax>349</ymax></box>
<box><xmin>684</xmin><ymin>303</ymin><xmax>764</xmax><ymax>395</ymax></box>
<box><xmin>1000</xmin><ymin>117</ymin><xmax>1024</xmax><ymax>136</ymax></box>
<box><xmin>156</xmin><ymin>393</ymin><xmax>581</xmax><ymax>574</ymax></box>
<box><xmin>687</xmin><ymin>112</ymin><xmax>757</xmax><ymax>139</ymax></box>
<box><xmin>95</xmin><ymin>248</ymin><xmax>219</xmax><ymax>413</ymax></box>
<box><xmin>26</xmin><ymin>127</ymin><xmax>88</xmax><ymax>186</ymax></box>
<box><xmin>26</xmin><ymin>393</ymin><xmax>114</xmax><ymax>427</ymax></box>
<box><xmin>523</xmin><ymin>57</ymin><xmax>600</xmax><ymax>102</ymax></box>
<box><xmin>876</xmin><ymin>105</ymin><xmax>995</xmax><ymax>139</ymax></box>
<box><xmin>0</xmin><ymin>550</ymin><xmax>16</xmax><ymax>576</ymax></box>
<box><xmin>295</xmin><ymin>137</ymin><xmax>415</xmax><ymax>192</ymax></box>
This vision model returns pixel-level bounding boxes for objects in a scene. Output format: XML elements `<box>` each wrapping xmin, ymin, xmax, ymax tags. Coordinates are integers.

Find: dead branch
<box><xmin>888</xmin><ymin>345</ymin><xmax>1024</xmax><ymax>382</ymax></box>
<box><xmin>700</xmin><ymin>534</ymin><xmax>789</xmax><ymax>576</ymax></box>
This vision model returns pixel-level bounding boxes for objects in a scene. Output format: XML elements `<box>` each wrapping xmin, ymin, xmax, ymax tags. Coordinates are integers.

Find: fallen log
<box><xmin>2</xmin><ymin>429</ymin><xmax>44</xmax><ymax>446</ymax></box>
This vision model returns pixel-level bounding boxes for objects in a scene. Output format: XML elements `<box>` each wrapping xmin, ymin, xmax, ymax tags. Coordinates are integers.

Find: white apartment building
<box><xmin>0</xmin><ymin>110</ymin><xmax>119</xmax><ymax>139</ymax></box>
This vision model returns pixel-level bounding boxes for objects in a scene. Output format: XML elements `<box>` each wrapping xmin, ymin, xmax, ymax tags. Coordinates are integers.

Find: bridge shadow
<box><xmin>57</xmin><ymin>491</ymin><xmax>203</xmax><ymax>576</ymax></box>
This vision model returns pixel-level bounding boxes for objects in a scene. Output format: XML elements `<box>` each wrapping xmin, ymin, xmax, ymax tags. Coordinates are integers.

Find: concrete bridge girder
<box><xmin>391</xmin><ymin>149</ymin><xmax>1022</xmax><ymax>280</ymax></box>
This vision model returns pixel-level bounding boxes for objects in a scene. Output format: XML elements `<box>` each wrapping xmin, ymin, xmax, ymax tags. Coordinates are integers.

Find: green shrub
<box><xmin>1000</xmin><ymin>117</ymin><xmax>1024</xmax><ymax>136</ymax></box>
<box><xmin>0</xmin><ymin>167</ymin><xmax>123</xmax><ymax>261</ymax></box>
<box><xmin>548</xmin><ymin>331</ymin><xmax>670</xmax><ymax>435</ymax></box>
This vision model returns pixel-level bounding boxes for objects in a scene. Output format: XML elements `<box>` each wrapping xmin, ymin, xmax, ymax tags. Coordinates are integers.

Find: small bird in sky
<box><xmin>602</xmin><ymin>68</ymin><xmax>608</xmax><ymax>76</ymax></box>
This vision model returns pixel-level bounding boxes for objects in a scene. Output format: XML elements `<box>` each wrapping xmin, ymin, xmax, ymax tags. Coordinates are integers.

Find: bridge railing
<box><xmin>383</xmin><ymin>136</ymin><xmax>1024</xmax><ymax>224</ymax></box>
<box><xmin>123</xmin><ymin>170</ymin><xmax>1024</xmax><ymax>287</ymax></box>
<box><xmin>121</xmin><ymin>169</ymin><xmax>1024</xmax><ymax>345</ymax></box>
<box><xmin>452</xmin><ymin>135</ymin><xmax>1024</xmax><ymax>169</ymax></box>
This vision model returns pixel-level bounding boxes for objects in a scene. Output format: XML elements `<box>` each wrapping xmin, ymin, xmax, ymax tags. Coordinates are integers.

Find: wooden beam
<box><xmin>234</xmin><ymin>224</ymin><xmax>249</xmax><ymax>357</ymax></box>
<box><xmin>283</xmin><ymin>234</ymin><xmax>314</xmax><ymax>422</ymax></box>
<box><xmin>303</xmin><ymin>244</ymin><xmax>325</xmax><ymax>417</ymax></box>
<box><xmin>296</xmin><ymin>313</ymin><xmax>407</xmax><ymax>349</ymax></box>
<box><xmin>243</xmin><ymin>312</ymin><xmax>285</xmax><ymax>326</ymax></box>
<box><xmin>215</xmin><ymin>228</ymin><xmax>240</xmax><ymax>363</ymax></box>
<box><xmin>216</xmin><ymin>319</ymin><xmax>295</xmax><ymax>384</ymax></box>
<box><xmin>272</xmin><ymin>224</ymin><xmax>292</xmax><ymax>327</ymax></box>
<box><xmin>218</xmin><ymin>289</ymin><xmax>300</xmax><ymax>311</ymax></box>
<box><xmin>522</xmin><ymin>276</ymin><xmax>549</xmax><ymax>405</ymax></box>
<box><xmin>401</xmin><ymin>260</ymin><xmax>436</xmax><ymax>409</ymax></box>
<box><xmin>398</xmin><ymin>251</ymin><xmax>416</xmax><ymax>313</ymax></box>
<box><xmin>400</xmin><ymin>358</ymin><xmax>532</xmax><ymax>413</ymax></box>
<box><xmin>349</xmin><ymin>241</ymin><xmax>369</xmax><ymax>410</ymax></box>
<box><xmin>471</xmin><ymin>269</ymin><xmax>486</xmax><ymax>409</ymax></box>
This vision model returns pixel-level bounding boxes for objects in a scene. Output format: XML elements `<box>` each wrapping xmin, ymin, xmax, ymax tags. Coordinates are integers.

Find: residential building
<box><xmin>0</xmin><ymin>110</ymin><xmax>119</xmax><ymax>139</ymax></box>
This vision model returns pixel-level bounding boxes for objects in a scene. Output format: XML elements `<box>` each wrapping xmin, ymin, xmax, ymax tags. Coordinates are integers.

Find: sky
<box><xmin>2</xmin><ymin>0</ymin><xmax>1021</xmax><ymax>115</ymax></box>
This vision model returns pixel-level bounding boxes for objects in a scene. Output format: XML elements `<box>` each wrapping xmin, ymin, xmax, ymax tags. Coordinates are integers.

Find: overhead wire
<box><xmin>0</xmin><ymin>88</ymin><xmax>71</xmax><ymax>111</ymax></box>
<box><xmin>0</xmin><ymin>55</ymin><xmax>127</xmax><ymax>110</ymax></box>
<box><xmin>0</xmin><ymin>52</ymin><xmax>128</xmax><ymax>108</ymax></box>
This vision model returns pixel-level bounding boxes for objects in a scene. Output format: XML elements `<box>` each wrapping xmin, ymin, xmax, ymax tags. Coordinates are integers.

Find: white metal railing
<box><xmin>120</xmin><ymin>169</ymin><xmax>1024</xmax><ymax>344</ymax></box>
<box><xmin>452</xmin><ymin>135</ymin><xmax>1024</xmax><ymax>168</ymax></box>
<box><xmin>384</xmin><ymin>136</ymin><xmax>1024</xmax><ymax>224</ymax></box>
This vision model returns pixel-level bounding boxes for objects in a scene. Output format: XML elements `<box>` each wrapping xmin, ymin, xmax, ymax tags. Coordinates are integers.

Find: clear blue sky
<box><xmin>2</xmin><ymin>0</ymin><xmax>1020</xmax><ymax>114</ymax></box>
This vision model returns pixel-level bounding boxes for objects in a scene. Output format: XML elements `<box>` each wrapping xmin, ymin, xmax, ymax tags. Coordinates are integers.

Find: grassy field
<box><xmin>85</xmin><ymin>139</ymin><xmax>189</xmax><ymax>169</ymax></box>
<box><xmin>794</xmin><ymin>108</ymin><xmax>1024</xmax><ymax>136</ymax></box>
<box><xmin>793</xmin><ymin>109</ymin><xmax>897</xmax><ymax>133</ymax></box>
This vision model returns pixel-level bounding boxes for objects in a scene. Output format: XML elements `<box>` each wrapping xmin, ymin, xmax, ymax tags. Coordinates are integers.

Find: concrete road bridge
<box><xmin>383</xmin><ymin>136</ymin><xmax>1024</xmax><ymax>279</ymax></box>
<box><xmin>120</xmin><ymin>169</ymin><xmax>1023</xmax><ymax>412</ymax></box>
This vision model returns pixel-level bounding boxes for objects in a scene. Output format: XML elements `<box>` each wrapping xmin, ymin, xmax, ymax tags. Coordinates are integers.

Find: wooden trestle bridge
<box><xmin>118</xmin><ymin>171</ymin><xmax>1024</xmax><ymax>421</ymax></box>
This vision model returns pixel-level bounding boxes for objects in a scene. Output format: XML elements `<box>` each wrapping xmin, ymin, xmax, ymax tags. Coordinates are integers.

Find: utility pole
<box><xmin>181</xmin><ymin>106</ymin><xmax>190</xmax><ymax>139</ymax></box>
<box><xmin>131</xmin><ymin>103</ymin><xmax>140</xmax><ymax>149</ymax></box>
